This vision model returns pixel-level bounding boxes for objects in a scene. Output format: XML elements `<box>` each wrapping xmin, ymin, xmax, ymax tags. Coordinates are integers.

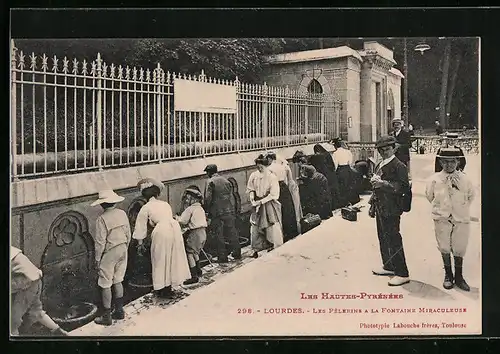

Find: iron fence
<box><xmin>10</xmin><ymin>42</ymin><xmax>341</xmax><ymax>180</ymax></box>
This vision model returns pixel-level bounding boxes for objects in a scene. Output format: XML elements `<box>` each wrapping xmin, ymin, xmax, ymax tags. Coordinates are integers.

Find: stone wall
<box><xmin>262</xmin><ymin>58</ymin><xmax>355</xmax><ymax>141</ymax></box>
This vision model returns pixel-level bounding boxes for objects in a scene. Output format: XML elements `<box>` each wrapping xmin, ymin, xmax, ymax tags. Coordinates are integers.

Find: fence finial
<box><xmin>63</xmin><ymin>56</ymin><xmax>69</xmax><ymax>73</ymax></box>
<box><xmin>52</xmin><ymin>55</ymin><xmax>58</xmax><ymax>73</ymax></box>
<box><xmin>10</xmin><ymin>39</ymin><xmax>17</xmax><ymax>66</ymax></box>
<box><xmin>42</xmin><ymin>54</ymin><xmax>48</xmax><ymax>71</ymax></box>
<box><xmin>72</xmin><ymin>58</ymin><xmax>79</xmax><ymax>74</ymax></box>
<box><xmin>30</xmin><ymin>53</ymin><xmax>37</xmax><ymax>71</ymax></box>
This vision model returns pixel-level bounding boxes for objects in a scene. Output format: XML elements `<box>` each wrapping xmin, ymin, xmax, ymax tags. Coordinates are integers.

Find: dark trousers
<box><xmin>211</xmin><ymin>214</ymin><xmax>241</xmax><ymax>260</ymax></box>
<box><xmin>375</xmin><ymin>213</ymin><xmax>409</xmax><ymax>277</ymax></box>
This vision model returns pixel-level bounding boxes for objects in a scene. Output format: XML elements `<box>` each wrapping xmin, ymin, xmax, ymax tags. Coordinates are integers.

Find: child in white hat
<box><xmin>176</xmin><ymin>187</ymin><xmax>208</xmax><ymax>285</ymax></box>
<box><xmin>426</xmin><ymin>148</ymin><xmax>475</xmax><ymax>291</ymax></box>
<box><xmin>91</xmin><ymin>190</ymin><xmax>131</xmax><ymax>326</ymax></box>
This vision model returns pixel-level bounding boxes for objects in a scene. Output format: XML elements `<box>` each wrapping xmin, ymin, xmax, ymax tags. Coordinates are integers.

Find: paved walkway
<box><xmin>72</xmin><ymin>154</ymin><xmax>481</xmax><ymax>337</ymax></box>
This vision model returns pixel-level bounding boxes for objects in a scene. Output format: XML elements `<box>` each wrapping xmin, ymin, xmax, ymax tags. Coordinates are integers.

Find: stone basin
<box><xmin>51</xmin><ymin>302</ymin><xmax>98</xmax><ymax>332</ymax></box>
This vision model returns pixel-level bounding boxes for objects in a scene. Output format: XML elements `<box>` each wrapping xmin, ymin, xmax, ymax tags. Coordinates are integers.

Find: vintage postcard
<box><xmin>10</xmin><ymin>32</ymin><xmax>481</xmax><ymax>337</ymax></box>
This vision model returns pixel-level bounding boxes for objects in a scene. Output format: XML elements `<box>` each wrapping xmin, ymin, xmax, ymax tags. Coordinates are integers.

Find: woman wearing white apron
<box><xmin>133</xmin><ymin>178</ymin><xmax>191</xmax><ymax>298</ymax></box>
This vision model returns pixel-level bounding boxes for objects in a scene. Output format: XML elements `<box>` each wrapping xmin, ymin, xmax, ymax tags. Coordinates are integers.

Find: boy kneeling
<box><xmin>176</xmin><ymin>188</ymin><xmax>208</xmax><ymax>285</ymax></box>
<box><xmin>91</xmin><ymin>190</ymin><xmax>131</xmax><ymax>325</ymax></box>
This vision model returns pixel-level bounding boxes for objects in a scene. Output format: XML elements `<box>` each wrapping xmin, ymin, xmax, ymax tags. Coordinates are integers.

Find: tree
<box><xmin>125</xmin><ymin>38</ymin><xmax>287</xmax><ymax>83</ymax></box>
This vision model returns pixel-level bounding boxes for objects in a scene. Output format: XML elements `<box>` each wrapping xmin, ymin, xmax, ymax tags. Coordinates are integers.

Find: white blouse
<box><xmin>132</xmin><ymin>197</ymin><xmax>176</xmax><ymax>241</ymax></box>
<box><xmin>246</xmin><ymin>169</ymin><xmax>280</xmax><ymax>204</ymax></box>
<box><xmin>332</xmin><ymin>148</ymin><xmax>353</xmax><ymax>167</ymax></box>
<box><xmin>425</xmin><ymin>171</ymin><xmax>475</xmax><ymax>223</ymax></box>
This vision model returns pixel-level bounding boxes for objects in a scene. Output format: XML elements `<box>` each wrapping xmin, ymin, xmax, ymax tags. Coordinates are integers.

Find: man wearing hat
<box><xmin>203</xmin><ymin>164</ymin><xmax>241</xmax><ymax>263</ymax></box>
<box><xmin>425</xmin><ymin>147</ymin><xmax>475</xmax><ymax>291</ymax></box>
<box><xmin>369</xmin><ymin>135</ymin><xmax>411</xmax><ymax>286</ymax></box>
<box><xmin>391</xmin><ymin>118</ymin><xmax>411</xmax><ymax>177</ymax></box>
<box><xmin>91</xmin><ymin>189</ymin><xmax>131</xmax><ymax>326</ymax></box>
<box><xmin>176</xmin><ymin>186</ymin><xmax>208</xmax><ymax>285</ymax></box>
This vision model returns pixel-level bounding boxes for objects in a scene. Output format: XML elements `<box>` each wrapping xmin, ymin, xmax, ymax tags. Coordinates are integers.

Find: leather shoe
<box><xmin>372</xmin><ymin>267</ymin><xmax>395</xmax><ymax>276</ymax></box>
<box><xmin>388</xmin><ymin>276</ymin><xmax>410</xmax><ymax>286</ymax></box>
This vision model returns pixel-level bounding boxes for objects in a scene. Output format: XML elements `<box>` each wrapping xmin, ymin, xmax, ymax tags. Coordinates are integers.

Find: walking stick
<box><xmin>200</xmin><ymin>248</ymin><xmax>214</xmax><ymax>267</ymax></box>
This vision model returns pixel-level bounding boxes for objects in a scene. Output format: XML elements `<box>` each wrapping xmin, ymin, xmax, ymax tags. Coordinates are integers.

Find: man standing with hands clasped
<box><xmin>369</xmin><ymin>135</ymin><xmax>411</xmax><ymax>286</ymax></box>
<box><xmin>391</xmin><ymin>118</ymin><xmax>411</xmax><ymax>179</ymax></box>
<box><xmin>425</xmin><ymin>148</ymin><xmax>475</xmax><ymax>291</ymax></box>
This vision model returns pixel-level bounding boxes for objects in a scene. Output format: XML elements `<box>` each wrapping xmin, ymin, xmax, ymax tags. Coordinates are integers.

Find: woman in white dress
<box><xmin>246</xmin><ymin>154</ymin><xmax>284</xmax><ymax>258</ymax></box>
<box><xmin>132</xmin><ymin>178</ymin><xmax>191</xmax><ymax>298</ymax></box>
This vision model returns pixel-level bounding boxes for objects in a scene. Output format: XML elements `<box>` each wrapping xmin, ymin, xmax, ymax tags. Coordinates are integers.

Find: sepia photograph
<box><xmin>10</xmin><ymin>34</ymin><xmax>481</xmax><ymax>337</ymax></box>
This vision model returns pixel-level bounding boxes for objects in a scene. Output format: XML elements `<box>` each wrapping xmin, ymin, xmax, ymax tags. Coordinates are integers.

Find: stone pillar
<box><xmin>360</xmin><ymin>60</ymin><xmax>373</xmax><ymax>142</ymax></box>
<box><xmin>345</xmin><ymin>58</ymin><xmax>361</xmax><ymax>141</ymax></box>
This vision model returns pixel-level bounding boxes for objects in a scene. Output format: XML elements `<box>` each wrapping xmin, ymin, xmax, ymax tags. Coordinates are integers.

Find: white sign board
<box><xmin>174</xmin><ymin>79</ymin><xmax>237</xmax><ymax>113</ymax></box>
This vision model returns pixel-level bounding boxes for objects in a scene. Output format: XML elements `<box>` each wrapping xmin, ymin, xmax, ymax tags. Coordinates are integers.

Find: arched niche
<box><xmin>297</xmin><ymin>74</ymin><xmax>332</xmax><ymax>96</ymax></box>
<box><xmin>40</xmin><ymin>211</ymin><xmax>96</xmax><ymax>312</ymax></box>
<box><xmin>125</xmin><ymin>196</ymin><xmax>152</xmax><ymax>281</ymax></box>
<box><xmin>307</xmin><ymin>79</ymin><xmax>323</xmax><ymax>94</ymax></box>
<box><xmin>297</xmin><ymin>74</ymin><xmax>343</xmax><ymax>139</ymax></box>
<box><xmin>127</xmin><ymin>196</ymin><xmax>148</xmax><ymax>231</ymax></box>
<box><xmin>227</xmin><ymin>177</ymin><xmax>242</xmax><ymax>215</ymax></box>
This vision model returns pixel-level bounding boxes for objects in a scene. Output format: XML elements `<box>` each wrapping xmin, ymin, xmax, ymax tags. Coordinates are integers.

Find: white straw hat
<box><xmin>91</xmin><ymin>190</ymin><xmax>125</xmax><ymax>206</ymax></box>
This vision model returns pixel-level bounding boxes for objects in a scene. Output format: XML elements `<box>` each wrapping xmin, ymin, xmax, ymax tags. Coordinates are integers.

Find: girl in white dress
<box><xmin>133</xmin><ymin>178</ymin><xmax>191</xmax><ymax>298</ymax></box>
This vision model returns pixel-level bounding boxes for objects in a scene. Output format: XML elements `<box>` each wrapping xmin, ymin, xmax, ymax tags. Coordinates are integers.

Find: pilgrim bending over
<box><xmin>247</xmin><ymin>154</ymin><xmax>284</xmax><ymax>258</ymax></box>
<box><xmin>11</xmin><ymin>247</ymin><xmax>68</xmax><ymax>336</ymax></box>
<box><xmin>132</xmin><ymin>178</ymin><xmax>191</xmax><ymax>298</ymax></box>
<box><xmin>203</xmin><ymin>164</ymin><xmax>241</xmax><ymax>263</ymax></box>
<box><xmin>309</xmin><ymin>144</ymin><xmax>341</xmax><ymax>210</ymax></box>
<box><xmin>299</xmin><ymin>164</ymin><xmax>333</xmax><ymax>220</ymax></box>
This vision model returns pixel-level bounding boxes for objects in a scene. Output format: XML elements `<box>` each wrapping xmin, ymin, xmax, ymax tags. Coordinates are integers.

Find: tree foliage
<box><xmin>124</xmin><ymin>38</ymin><xmax>289</xmax><ymax>82</ymax></box>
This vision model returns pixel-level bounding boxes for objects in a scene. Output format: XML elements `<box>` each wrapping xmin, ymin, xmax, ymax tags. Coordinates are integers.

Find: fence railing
<box><xmin>411</xmin><ymin>135</ymin><xmax>479</xmax><ymax>154</ymax></box>
<box><xmin>11</xmin><ymin>43</ymin><xmax>341</xmax><ymax>180</ymax></box>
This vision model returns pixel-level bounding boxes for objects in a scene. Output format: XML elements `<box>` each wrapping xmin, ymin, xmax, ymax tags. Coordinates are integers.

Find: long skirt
<box><xmin>151</xmin><ymin>220</ymin><xmax>191</xmax><ymax>290</ymax></box>
<box><xmin>336</xmin><ymin>165</ymin><xmax>356</xmax><ymax>207</ymax></box>
<box><xmin>250</xmin><ymin>201</ymin><xmax>284</xmax><ymax>252</ymax></box>
<box><xmin>279</xmin><ymin>181</ymin><xmax>299</xmax><ymax>242</ymax></box>
<box><xmin>288</xmin><ymin>179</ymin><xmax>303</xmax><ymax>233</ymax></box>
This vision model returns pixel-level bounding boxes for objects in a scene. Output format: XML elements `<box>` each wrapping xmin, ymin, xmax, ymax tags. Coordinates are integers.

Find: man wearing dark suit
<box><xmin>369</xmin><ymin>135</ymin><xmax>410</xmax><ymax>286</ymax></box>
<box><xmin>204</xmin><ymin>164</ymin><xmax>241</xmax><ymax>263</ymax></box>
<box><xmin>391</xmin><ymin>118</ymin><xmax>411</xmax><ymax>167</ymax></box>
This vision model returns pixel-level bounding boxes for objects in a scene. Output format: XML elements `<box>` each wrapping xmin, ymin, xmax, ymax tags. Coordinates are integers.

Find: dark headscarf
<box><xmin>265</xmin><ymin>151</ymin><xmax>277</xmax><ymax>161</ymax></box>
<box><xmin>292</xmin><ymin>150</ymin><xmax>308</xmax><ymax>164</ymax></box>
<box><xmin>313</xmin><ymin>144</ymin><xmax>328</xmax><ymax>154</ymax></box>
<box><xmin>255</xmin><ymin>154</ymin><xmax>270</xmax><ymax>166</ymax></box>
<box><xmin>331</xmin><ymin>138</ymin><xmax>342</xmax><ymax>149</ymax></box>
